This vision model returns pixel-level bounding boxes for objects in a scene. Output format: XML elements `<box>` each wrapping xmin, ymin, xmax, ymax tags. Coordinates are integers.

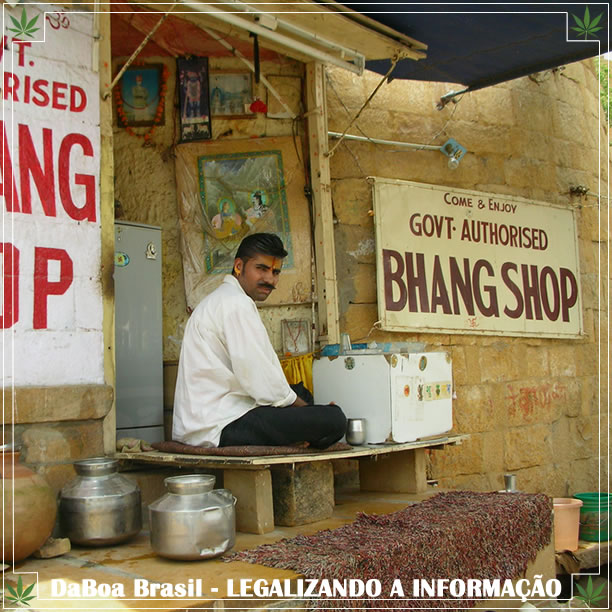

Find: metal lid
<box><xmin>74</xmin><ymin>457</ymin><xmax>118</xmax><ymax>476</ymax></box>
<box><xmin>164</xmin><ymin>474</ymin><xmax>215</xmax><ymax>495</ymax></box>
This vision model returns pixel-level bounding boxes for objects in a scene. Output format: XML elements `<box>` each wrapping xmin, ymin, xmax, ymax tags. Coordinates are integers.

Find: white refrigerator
<box><xmin>114</xmin><ymin>221</ymin><xmax>164</xmax><ymax>443</ymax></box>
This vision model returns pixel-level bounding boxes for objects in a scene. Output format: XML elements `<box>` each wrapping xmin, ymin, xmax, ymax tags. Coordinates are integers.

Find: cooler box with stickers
<box><xmin>313</xmin><ymin>352</ymin><xmax>453</xmax><ymax>444</ymax></box>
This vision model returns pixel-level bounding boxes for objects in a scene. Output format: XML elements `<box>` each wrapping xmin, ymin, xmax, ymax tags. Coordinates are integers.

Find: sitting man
<box><xmin>172</xmin><ymin>232</ymin><xmax>347</xmax><ymax>448</ymax></box>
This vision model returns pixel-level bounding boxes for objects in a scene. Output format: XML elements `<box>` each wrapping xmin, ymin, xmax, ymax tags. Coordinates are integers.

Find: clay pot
<box><xmin>1</xmin><ymin>444</ymin><xmax>57</xmax><ymax>562</ymax></box>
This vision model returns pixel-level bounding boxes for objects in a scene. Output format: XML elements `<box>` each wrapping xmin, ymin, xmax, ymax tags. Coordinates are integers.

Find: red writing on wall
<box><xmin>0</xmin><ymin>121</ymin><xmax>96</xmax><ymax>221</ymax></box>
<box><xmin>1</xmin><ymin>37</ymin><xmax>87</xmax><ymax>112</ymax></box>
<box><xmin>505</xmin><ymin>382</ymin><xmax>568</xmax><ymax>420</ymax></box>
<box><xmin>1</xmin><ymin>243</ymin><xmax>73</xmax><ymax>329</ymax></box>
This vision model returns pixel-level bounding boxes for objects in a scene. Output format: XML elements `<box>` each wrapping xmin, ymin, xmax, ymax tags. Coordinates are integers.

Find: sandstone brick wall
<box><xmin>327</xmin><ymin>60</ymin><xmax>609</xmax><ymax>496</ymax></box>
<box><xmin>3</xmin><ymin>386</ymin><xmax>113</xmax><ymax>493</ymax></box>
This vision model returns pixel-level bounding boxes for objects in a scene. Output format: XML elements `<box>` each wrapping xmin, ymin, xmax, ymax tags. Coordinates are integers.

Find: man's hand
<box><xmin>291</xmin><ymin>396</ymin><xmax>308</xmax><ymax>407</ymax></box>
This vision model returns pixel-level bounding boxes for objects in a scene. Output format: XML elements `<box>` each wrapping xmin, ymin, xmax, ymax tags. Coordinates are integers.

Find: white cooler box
<box><xmin>313</xmin><ymin>352</ymin><xmax>453</xmax><ymax>444</ymax></box>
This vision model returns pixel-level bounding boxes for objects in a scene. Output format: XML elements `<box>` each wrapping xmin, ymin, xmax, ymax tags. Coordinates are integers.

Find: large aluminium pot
<box><xmin>149</xmin><ymin>474</ymin><xmax>236</xmax><ymax>560</ymax></box>
<box><xmin>59</xmin><ymin>457</ymin><xmax>142</xmax><ymax>546</ymax></box>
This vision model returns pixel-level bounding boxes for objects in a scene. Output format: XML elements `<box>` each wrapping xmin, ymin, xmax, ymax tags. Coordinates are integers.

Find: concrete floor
<box><xmin>3</xmin><ymin>487</ymin><xmax>555</xmax><ymax>612</ymax></box>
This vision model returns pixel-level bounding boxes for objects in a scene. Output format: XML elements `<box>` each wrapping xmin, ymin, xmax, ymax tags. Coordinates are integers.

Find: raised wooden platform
<box><xmin>116</xmin><ymin>434</ymin><xmax>467</xmax><ymax>535</ymax></box>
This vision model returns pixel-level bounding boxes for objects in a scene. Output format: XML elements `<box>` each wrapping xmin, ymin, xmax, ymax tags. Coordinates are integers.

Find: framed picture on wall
<box><xmin>117</xmin><ymin>64</ymin><xmax>165</xmax><ymax>127</ymax></box>
<box><xmin>177</xmin><ymin>56</ymin><xmax>212</xmax><ymax>142</ymax></box>
<box><xmin>209</xmin><ymin>72</ymin><xmax>254</xmax><ymax>117</ymax></box>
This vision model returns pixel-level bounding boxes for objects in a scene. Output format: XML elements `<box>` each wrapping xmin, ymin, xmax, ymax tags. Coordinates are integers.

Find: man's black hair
<box><xmin>234</xmin><ymin>233</ymin><xmax>288</xmax><ymax>262</ymax></box>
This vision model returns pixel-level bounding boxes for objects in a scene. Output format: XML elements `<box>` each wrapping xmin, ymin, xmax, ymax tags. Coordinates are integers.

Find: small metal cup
<box><xmin>346</xmin><ymin>418</ymin><xmax>366</xmax><ymax>446</ymax></box>
<box><xmin>504</xmin><ymin>473</ymin><xmax>517</xmax><ymax>492</ymax></box>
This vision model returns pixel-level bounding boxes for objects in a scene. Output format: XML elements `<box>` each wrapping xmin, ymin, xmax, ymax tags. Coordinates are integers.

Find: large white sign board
<box><xmin>373</xmin><ymin>179</ymin><xmax>582</xmax><ymax>338</ymax></box>
<box><xmin>1</xmin><ymin>5</ymin><xmax>103</xmax><ymax>385</ymax></box>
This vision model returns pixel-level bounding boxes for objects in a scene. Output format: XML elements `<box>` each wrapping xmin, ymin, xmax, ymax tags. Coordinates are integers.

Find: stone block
<box><xmin>524</xmin><ymin>345</ymin><xmax>550</xmax><ymax>379</ymax></box>
<box><xmin>451</xmin><ymin>121</ymin><xmax>513</xmax><ymax>156</ymax></box>
<box><xmin>453</xmin><ymin>384</ymin><xmax>499</xmax><ymax>433</ymax></box>
<box><xmin>270</xmin><ymin>462</ymin><xmax>334</xmax><ymax>526</ymax></box>
<box><xmin>501</xmin><ymin>380</ymin><xmax>563</xmax><ymax>426</ymax></box>
<box><xmin>548</xmin><ymin>345</ymin><xmax>578</xmax><ymax>377</ymax></box>
<box><xmin>337</xmin><ymin>262</ymin><xmax>376</xmax><ymax>308</ymax></box>
<box><xmin>509</xmin><ymin>128</ymin><xmax>552</xmax><ymax>162</ymax></box>
<box><xmin>462</xmin><ymin>346</ymin><xmax>482</xmax><ymax>385</ymax></box>
<box><xmin>475</xmin><ymin>87</ymin><xmax>515</xmax><ymax>126</ymax></box>
<box><xmin>482</xmin><ymin>431</ymin><xmax>505</xmax><ymax>475</ymax></box>
<box><xmin>451</xmin><ymin>346</ymin><xmax>467</xmax><ymax>386</ymax></box>
<box><xmin>331</xmin><ymin>179</ymin><xmax>373</xmax><ymax>227</ymax></box>
<box><xmin>332</xmin><ymin>459</ymin><xmax>359</xmax><ymax>488</ymax></box>
<box><xmin>480</xmin><ymin>344</ymin><xmax>519</xmax><ymax>383</ymax></box>
<box><xmin>329</xmin><ymin>141</ymin><xmax>372</xmax><ymax>179</ymax></box>
<box><xmin>581</xmin><ymin>376</ymin><xmax>597</xmax><ymax>416</ymax></box>
<box><xmin>429</xmin><ymin>435</ymin><xmax>484</xmax><ymax>478</ymax></box>
<box><xmin>504</xmin><ymin>425</ymin><xmax>552</xmax><ymax>470</ymax></box>
<box><xmin>508</xmin><ymin>463</ymin><xmax>561</xmax><ymax>496</ymax></box>
<box><xmin>326</xmin><ymin>67</ymin><xmax>367</xmax><ymax>111</ymax></box>
<box><xmin>3</xmin><ymin>385</ymin><xmax>113</xmax><ymax>425</ymax></box>
<box><xmin>512</xmin><ymin>89</ymin><xmax>554</xmax><ymax>133</ymax></box>
<box><xmin>33</xmin><ymin>537</ymin><xmax>70</xmax><ymax>559</ymax></box>
<box><xmin>339</xmin><ymin>303</ymin><xmax>378</xmax><ymax>342</ymax></box>
<box><xmin>552</xmin><ymin>101</ymin><xmax>589</xmax><ymax>145</ymax></box>
<box><xmin>575</xmin><ymin>343</ymin><xmax>599</xmax><ymax>378</ymax></box>
<box><xmin>569</xmin><ymin>458</ymin><xmax>598</xmax><ymax>493</ymax></box>
<box><xmin>334</xmin><ymin>223</ymin><xmax>376</xmax><ymax>265</ymax></box>
<box><xmin>22</xmin><ymin>427</ymin><xmax>71</xmax><ymax>464</ymax></box>
<box><xmin>224</xmin><ymin>469</ymin><xmax>274</xmax><ymax>535</ymax></box>
<box><xmin>360</xmin><ymin>449</ymin><xmax>427</xmax><ymax>494</ymax></box>
<box><xmin>22</xmin><ymin>421</ymin><xmax>105</xmax><ymax>464</ymax></box>
<box><xmin>567</xmin><ymin>416</ymin><xmax>595</xmax><ymax>461</ymax></box>
<box><xmin>437</xmin><ymin>472</ymin><xmax>490</xmax><ymax>492</ymax></box>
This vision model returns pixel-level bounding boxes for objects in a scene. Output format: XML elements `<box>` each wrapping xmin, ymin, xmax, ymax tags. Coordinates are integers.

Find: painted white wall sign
<box><xmin>373</xmin><ymin>178</ymin><xmax>583</xmax><ymax>338</ymax></box>
<box><xmin>1</xmin><ymin>4</ymin><xmax>103</xmax><ymax>384</ymax></box>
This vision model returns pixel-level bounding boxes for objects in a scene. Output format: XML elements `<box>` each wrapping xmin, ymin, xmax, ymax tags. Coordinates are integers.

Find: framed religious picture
<box><xmin>116</xmin><ymin>64</ymin><xmax>165</xmax><ymax>127</ymax></box>
<box><xmin>177</xmin><ymin>57</ymin><xmax>212</xmax><ymax>142</ymax></box>
<box><xmin>209</xmin><ymin>72</ymin><xmax>254</xmax><ymax>117</ymax></box>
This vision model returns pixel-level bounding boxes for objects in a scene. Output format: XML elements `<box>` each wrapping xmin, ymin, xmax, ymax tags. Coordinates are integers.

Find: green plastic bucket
<box><xmin>573</xmin><ymin>492</ymin><xmax>610</xmax><ymax>541</ymax></box>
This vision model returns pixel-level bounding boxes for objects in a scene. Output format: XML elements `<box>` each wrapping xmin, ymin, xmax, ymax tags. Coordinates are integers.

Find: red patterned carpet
<box><xmin>226</xmin><ymin>490</ymin><xmax>553</xmax><ymax>609</ymax></box>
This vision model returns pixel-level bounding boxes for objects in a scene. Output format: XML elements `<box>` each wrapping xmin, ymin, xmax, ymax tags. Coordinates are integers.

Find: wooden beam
<box><xmin>306</xmin><ymin>62</ymin><xmax>339</xmax><ymax>345</ymax></box>
<box><xmin>136</xmin><ymin>1</ymin><xmax>426</xmax><ymax>64</ymax></box>
<box><xmin>96</xmin><ymin>5</ymin><xmax>117</xmax><ymax>454</ymax></box>
<box><xmin>244</xmin><ymin>0</ymin><xmax>427</xmax><ymax>61</ymax></box>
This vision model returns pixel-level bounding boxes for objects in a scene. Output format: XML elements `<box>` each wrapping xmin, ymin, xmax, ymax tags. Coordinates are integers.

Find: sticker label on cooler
<box><xmin>423</xmin><ymin>381</ymin><xmax>452</xmax><ymax>401</ymax></box>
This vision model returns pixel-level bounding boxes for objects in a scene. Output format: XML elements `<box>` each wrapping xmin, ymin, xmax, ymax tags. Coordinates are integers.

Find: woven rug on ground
<box><xmin>226</xmin><ymin>490</ymin><xmax>553</xmax><ymax>609</ymax></box>
<box><xmin>151</xmin><ymin>440</ymin><xmax>352</xmax><ymax>456</ymax></box>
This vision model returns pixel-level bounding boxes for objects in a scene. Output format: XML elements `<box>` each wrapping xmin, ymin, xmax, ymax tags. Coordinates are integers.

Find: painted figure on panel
<box><xmin>211</xmin><ymin>198</ymin><xmax>243</xmax><ymax>239</ymax></box>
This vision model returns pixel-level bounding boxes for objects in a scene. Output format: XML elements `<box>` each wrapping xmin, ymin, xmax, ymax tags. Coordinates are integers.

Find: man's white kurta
<box><xmin>172</xmin><ymin>274</ymin><xmax>297</xmax><ymax>446</ymax></box>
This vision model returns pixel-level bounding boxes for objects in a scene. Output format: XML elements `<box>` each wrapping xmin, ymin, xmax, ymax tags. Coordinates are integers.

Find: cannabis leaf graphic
<box><xmin>7</xmin><ymin>7</ymin><xmax>40</xmax><ymax>39</ymax></box>
<box><xmin>574</xmin><ymin>575</ymin><xmax>606</xmax><ymax>607</ymax></box>
<box><xmin>570</xmin><ymin>6</ymin><xmax>604</xmax><ymax>39</ymax></box>
<box><xmin>4</xmin><ymin>575</ymin><xmax>36</xmax><ymax>607</ymax></box>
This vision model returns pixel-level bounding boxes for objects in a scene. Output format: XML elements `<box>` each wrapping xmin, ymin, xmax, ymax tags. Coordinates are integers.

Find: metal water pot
<box><xmin>148</xmin><ymin>474</ymin><xmax>236</xmax><ymax>560</ymax></box>
<box><xmin>59</xmin><ymin>458</ymin><xmax>142</xmax><ymax>546</ymax></box>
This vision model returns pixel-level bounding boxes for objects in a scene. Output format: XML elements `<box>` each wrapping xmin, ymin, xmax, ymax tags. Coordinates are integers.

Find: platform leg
<box><xmin>223</xmin><ymin>468</ymin><xmax>274</xmax><ymax>534</ymax></box>
<box><xmin>359</xmin><ymin>448</ymin><xmax>427</xmax><ymax>493</ymax></box>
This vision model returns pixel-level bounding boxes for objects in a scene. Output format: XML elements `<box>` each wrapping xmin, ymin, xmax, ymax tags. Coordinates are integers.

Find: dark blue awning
<box><xmin>333</xmin><ymin>3</ymin><xmax>609</xmax><ymax>91</ymax></box>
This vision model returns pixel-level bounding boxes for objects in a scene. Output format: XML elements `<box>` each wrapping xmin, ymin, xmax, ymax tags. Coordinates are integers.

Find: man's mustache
<box><xmin>258</xmin><ymin>283</ymin><xmax>276</xmax><ymax>291</ymax></box>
